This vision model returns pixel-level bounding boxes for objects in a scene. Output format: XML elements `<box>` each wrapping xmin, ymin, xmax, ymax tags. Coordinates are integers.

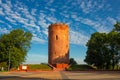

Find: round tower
<box><xmin>48</xmin><ymin>23</ymin><xmax>69</xmax><ymax>67</ymax></box>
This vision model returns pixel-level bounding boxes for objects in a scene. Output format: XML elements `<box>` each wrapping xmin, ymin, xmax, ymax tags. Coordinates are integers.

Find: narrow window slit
<box><xmin>56</xmin><ymin>35</ymin><xmax>58</xmax><ymax>40</ymax></box>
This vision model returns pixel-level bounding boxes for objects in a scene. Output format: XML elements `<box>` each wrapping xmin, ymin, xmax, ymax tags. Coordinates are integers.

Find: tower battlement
<box><xmin>49</xmin><ymin>23</ymin><xmax>68</xmax><ymax>30</ymax></box>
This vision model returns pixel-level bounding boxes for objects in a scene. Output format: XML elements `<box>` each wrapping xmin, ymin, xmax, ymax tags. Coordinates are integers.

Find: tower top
<box><xmin>49</xmin><ymin>23</ymin><xmax>69</xmax><ymax>30</ymax></box>
<box><xmin>50</xmin><ymin>23</ymin><xmax>67</xmax><ymax>26</ymax></box>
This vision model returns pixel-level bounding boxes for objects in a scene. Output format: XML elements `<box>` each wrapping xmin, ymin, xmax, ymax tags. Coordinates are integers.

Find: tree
<box><xmin>0</xmin><ymin>29</ymin><xmax>32</xmax><ymax>69</ymax></box>
<box><xmin>69</xmin><ymin>58</ymin><xmax>77</xmax><ymax>65</ymax></box>
<box><xmin>107</xmin><ymin>31</ymin><xmax>119</xmax><ymax>69</ymax></box>
<box><xmin>109</xmin><ymin>22</ymin><xmax>120</xmax><ymax>69</ymax></box>
<box><xmin>84</xmin><ymin>21</ymin><xmax>120</xmax><ymax>70</ymax></box>
<box><xmin>84</xmin><ymin>32</ymin><xmax>108</xmax><ymax>69</ymax></box>
<box><xmin>113</xmin><ymin>22</ymin><xmax>120</xmax><ymax>32</ymax></box>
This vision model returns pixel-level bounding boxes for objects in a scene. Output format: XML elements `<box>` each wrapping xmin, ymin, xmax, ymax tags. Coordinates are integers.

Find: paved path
<box><xmin>0</xmin><ymin>71</ymin><xmax>120</xmax><ymax>80</ymax></box>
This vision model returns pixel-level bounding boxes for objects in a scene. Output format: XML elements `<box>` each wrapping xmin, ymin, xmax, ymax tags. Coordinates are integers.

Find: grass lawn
<box><xmin>67</xmin><ymin>64</ymin><xmax>95</xmax><ymax>71</ymax></box>
<box><xmin>28</xmin><ymin>64</ymin><xmax>52</xmax><ymax>70</ymax></box>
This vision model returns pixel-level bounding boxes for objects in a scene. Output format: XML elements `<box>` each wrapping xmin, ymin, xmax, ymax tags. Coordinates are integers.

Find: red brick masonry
<box><xmin>55</xmin><ymin>63</ymin><xmax>68</xmax><ymax>69</ymax></box>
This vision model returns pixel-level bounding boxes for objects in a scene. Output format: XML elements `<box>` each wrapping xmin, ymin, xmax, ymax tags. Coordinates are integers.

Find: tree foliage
<box><xmin>0</xmin><ymin>29</ymin><xmax>32</xmax><ymax>69</ymax></box>
<box><xmin>69</xmin><ymin>58</ymin><xmax>77</xmax><ymax>65</ymax></box>
<box><xmin>84</xmin><ymin>22</ymin><xmax>120</xmax><ymax>70</ymax></box>
<box><xmin>113</xmin><ymin>21</ymin><xmax>120</xmax><ymax>32</ymax></box>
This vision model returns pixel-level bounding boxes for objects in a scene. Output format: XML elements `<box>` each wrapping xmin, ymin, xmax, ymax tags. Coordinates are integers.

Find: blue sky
<box><xmin>0</xmin><ymin>0</ymin><xmax>120</xmax><ymax>64</ymax></box>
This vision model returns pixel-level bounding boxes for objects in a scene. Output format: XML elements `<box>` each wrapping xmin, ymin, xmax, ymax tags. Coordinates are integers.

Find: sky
<box><xmin>0</xmin><ymin>0</ymin><xmax>120</xmax><ymax>64</ymax></box>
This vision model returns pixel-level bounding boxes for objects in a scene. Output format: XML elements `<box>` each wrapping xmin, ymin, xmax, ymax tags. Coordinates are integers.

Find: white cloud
<box><xmin>38</xmin><ymin>13</ymin><xmax>49</xmax><ymax>29</ymax></box>
<box><xmin>38</xmin><ymin>18</ymin><xmax>49</xmax><ymax>29</ymax></box>
<box><xmin>21</xmin><ymin>8</ymin><xmax>36</xmax><ymax>21</ymax></box>
<box><xmin>107</xmin><ymin>17</ymin><xmax>116</xmax><ymax>24</ymax></box>
<box><xmin>0</xmin><ymin>1</ymin><xmax>46</xmax><ymax>44</ymax></box>
<box><xmin>80</xmin><ymin>0</ymin><xmax>107</xmax><ymax>14</ymax></box>
<box><xmin>32</xmin><ymin>36</ymin><xmax>46</xmax><ymax>44</ymax></box>
<box><xmin>60</xmin><ymin>13</ymin><xmax>69</xmax><ymax>18</ymax></box>
<box><xmin>77</xmin><ymin>17</ymin><xmax>112</xmax><ymax>33</ymax></box>
<box><xmin>38</xmin><ymin>12</ymin><xmax>58</xmax><ymax>24</ymax></box>
<box><xmin>71</xmin><ymin>14</ymin><xmax>77</xmax><ymax>19</ymax></box>
<box><xmin>0</xmin><ymin>0</ymin><xmax>118</xmax><ymax>46</ymax></box>
<box><xmin>0</xmin><ymin>20</ymin><xmax>4</xmax><ymax>23</ymax></box>
<box><xmin>31</xmin><ymin>9</ymin><xmax>37</xmax><ymax>16</ymax></box>
<box><xmin>5</xmin><ymin>16</ymin><xmax>16</xmax><ymax>23</ymax></box>
<box><xmin>80</xmin><ymin>1</ymin><xmax>94</xmax><ymax>13</ymax></box>
<box><xmin>0</xmin><ymin>0</ymin><xmax>1</xmax><ymax>4</ymax></box>
<box><xmin>0</xmin><ymin>27</ymin><xmax>9</xmax><ymax>34</ymax></box>
<box><xmin>42</xmin><ymin>29</ymin><xmax>48</xmax><ymax>37</ymax></box>
<box><xmin>46</xmin><ymin>0</ymin><xmax>54</xmax><ymax>6</ymax></box>
<box><xmin>49</xmin><ymin>8</ymin><xmax>56</xmax><ymax>12</ymax></box>
<box><xmin>70</xmin><ymin>30</ymin><xmax>89</xmax><ymax>45</ymax></box>
<box><xmin>1</xmin><ymin>1</ymin><xmax>13</xmax><ymax>15</ymax></box>
<box><xmin>0</xmin><ymin>8</ymin><xmax>4</xmax><ymax>15</ymax></box>
<box><xmin>14</xmin><ymin>4</ymin><xmax>40</xmax><ymax>31</ymax></box>
<box><xmin>7</xmin><ymin>24</ymin><xmax>12</xmax><ymax>29</ymax></box>
<box><xmin>0</xmin><ymin>0</ymin><xmax>40</xmax><ymax>32</ymax></box>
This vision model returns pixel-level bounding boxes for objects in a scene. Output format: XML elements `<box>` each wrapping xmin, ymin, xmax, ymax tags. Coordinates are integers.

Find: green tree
<box><xmin>113</xmin><ymin>22</ymin><xmax>120</xmax><ymax>32</ymax></box>
<box><xmin>109</xmin><ymin>22</ymin><xmax>120</xmax><ymax>69</ymax></box>
<box><xmin>84</xmin><ymin>21</ymin><xmax>120</xmax><ymax>70</ymax></box>
<box><xmin>0</xmin><ymin>29</ymin><xmax>32</xmax><ymax>69</ymax></box>
<box><xmin>84</xmin><ymin>32</ymin><xmax>108</xmax><ymax>69</ymax></box>
<box><xmin>69</xmin><ymin>58</ymin><xmax>77</xmax><ymax>65</ymax></box>
<box><xmin>107</xmin><ymin>31</ymin><xmax>119</xmax><ymax>69</ymax></box>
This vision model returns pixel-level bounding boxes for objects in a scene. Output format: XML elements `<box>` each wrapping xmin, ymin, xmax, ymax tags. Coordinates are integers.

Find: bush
<box><xmin>0</xmin><ymin>62</ymin><xmax>7</xmax><ymax>71</ymax></box>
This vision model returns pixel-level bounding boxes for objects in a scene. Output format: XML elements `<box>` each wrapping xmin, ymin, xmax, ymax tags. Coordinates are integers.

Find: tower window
<box><xmin>56</xmin><ymin>35</ymin><xmax>58</xmax><ymax>40</ymax></box>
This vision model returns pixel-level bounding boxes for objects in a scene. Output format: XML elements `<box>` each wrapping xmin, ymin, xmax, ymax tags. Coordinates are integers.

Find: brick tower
<box><xmin>48</xmin><ymin>23</ymin><xmax>69</xmax><ymax>69</ymax></box>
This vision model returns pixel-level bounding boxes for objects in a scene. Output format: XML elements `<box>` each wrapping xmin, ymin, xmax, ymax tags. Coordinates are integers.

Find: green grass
<box><xmin>28</xmin><ymin>64</ymin><xmax>52</xmax><ymax>70</ymax></box>
<box><xmin>0</xmin><ymin>70</ymin><xmax>8</xmax><ymax>72</ymax></box>
<box><xmin>67</xmin><ymin>64</ymin><xmax>95</xmax><ymax>71</ymax></box>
